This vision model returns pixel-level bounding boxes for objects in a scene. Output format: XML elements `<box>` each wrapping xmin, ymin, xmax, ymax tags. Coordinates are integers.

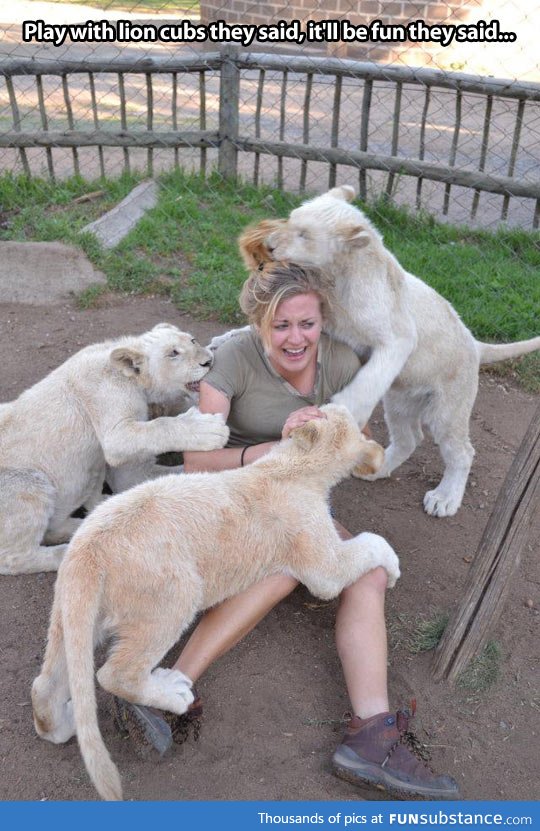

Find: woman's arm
<box><xmin>183</xmin><ymin>381</ymin><xmax>276</xmax><ymax>473</ymax></box>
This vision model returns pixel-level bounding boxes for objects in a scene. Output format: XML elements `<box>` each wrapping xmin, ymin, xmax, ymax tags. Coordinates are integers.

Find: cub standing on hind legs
<box><xmin>0</xmin><ymin>323</ymin><xmax>229</xmax><ymax>575</ymax></box>
<box><xmin>265</xmin><ymin>186</ymin><xmax>540</xmax><ymax>517</ymax></box>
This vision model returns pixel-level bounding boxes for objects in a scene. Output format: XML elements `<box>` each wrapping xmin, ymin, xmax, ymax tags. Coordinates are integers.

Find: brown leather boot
<box><xmin>111</xmin><ymin>688</ymin><xmax>203</xmax><ymax>759</ymax></box>
<box><xmin>332</xmin><ymin>705</ymin><xmax>460</xmax><ymax>800</ymax></box>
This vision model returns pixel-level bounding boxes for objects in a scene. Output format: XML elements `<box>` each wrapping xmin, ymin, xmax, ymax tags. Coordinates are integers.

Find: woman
<box><xmin>116</xmin><ymin>261</ymin><xmax>458</xmax><ymax>800</ymax></box>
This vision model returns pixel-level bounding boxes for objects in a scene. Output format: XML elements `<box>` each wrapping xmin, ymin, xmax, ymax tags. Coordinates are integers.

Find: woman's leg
<box><xmin>173</xmin><ymin>573</ymin><xmax>298</xmax><ymax>681</ymax></box>
<box><xmin>336</xmin><ymin>568</ymin><xmax>390</xmax><ymax>718</ymax></box>
<box><xmin>331</xmin><ymin>523</ymin><xmax>459</xmax><ymax>799</ymax></box>
<box><xmin>332</xmin><ymin>520</ymin><xmax>389</xmax><ymax>718</ymax></box>
<box><xmin>114</xmin><ymin>573</ymin><xmax>298</xmax><ymax>754</ymax></box>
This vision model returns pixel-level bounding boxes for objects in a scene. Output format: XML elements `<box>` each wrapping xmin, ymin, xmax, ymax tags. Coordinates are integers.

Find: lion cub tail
<box><xmin>477</xmin><ymin>335</ymin><xmax>540</xmax><ymax>364</ymax></box>
<box><xmin>61</xmin><ymin>550</ymin><xmax>123</xmax><ymax>801</ymax></box>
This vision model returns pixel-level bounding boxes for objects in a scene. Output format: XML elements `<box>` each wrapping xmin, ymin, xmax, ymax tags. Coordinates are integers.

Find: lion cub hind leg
<box><xmin>44</xmin><ymin>516</ymin><xmax>83</xmax><ymax>545</ymax></box>
<box><xmin>0</xmin><ymin>469</ymin><xmax>67</xmax><ymax>575</ymax></box>
<box><xmin>32</xmin><ymin>601</ymin><xmax>76</xmax><ymax>744</ymax></box>
<box><xmin>96</xmin><ymin>597</ymin><xmax>198</xmax><ymax>716</ymax></box>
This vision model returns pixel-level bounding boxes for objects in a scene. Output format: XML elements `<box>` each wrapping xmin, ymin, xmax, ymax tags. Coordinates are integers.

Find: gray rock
<box><xmin>0</xmin><ymin>241</ymin><xmax>106</xmax><ymax>304</ymax></box>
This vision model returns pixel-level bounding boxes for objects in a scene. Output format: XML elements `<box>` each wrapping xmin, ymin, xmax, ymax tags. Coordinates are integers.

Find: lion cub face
<box><xmin>293</xmin><ymin>404</ymin><xmax>384</xmax><ymax>478</ymax></box>
<box><xmin>267</xmin><ymin>187</ymin><xmax>372</xmax><ymax>268</ymax></box>
<box><xmin>110</xmin><ymin>323</ymin><xmax>213</xmax><ymax>401</ymax></box>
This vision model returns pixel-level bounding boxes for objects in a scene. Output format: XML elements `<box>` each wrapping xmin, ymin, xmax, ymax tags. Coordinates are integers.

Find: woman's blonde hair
<box><xmin>239</xmin><ymin>261</ymin><xmax>334</xmax><ymax>348</ymax></box>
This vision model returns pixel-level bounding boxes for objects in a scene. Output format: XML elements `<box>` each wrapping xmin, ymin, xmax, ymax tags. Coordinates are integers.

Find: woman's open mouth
<box><xmin>283</xmin><ymin>347</ymin><xmax>307</xmax><ymax>360</ymax></box>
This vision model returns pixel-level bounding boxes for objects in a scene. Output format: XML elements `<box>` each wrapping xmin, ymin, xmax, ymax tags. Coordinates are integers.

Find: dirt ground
<box><xmin>0</xmin><ymin>293</ymin><xmax>538</xmax><ymax>802</ymax></box>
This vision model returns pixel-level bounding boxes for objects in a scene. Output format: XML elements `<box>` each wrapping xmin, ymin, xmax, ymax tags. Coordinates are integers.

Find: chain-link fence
<box><xmin>1</xmin><ymin>1</ymin><xmax>540</xmax><ymax>229</ymax></box>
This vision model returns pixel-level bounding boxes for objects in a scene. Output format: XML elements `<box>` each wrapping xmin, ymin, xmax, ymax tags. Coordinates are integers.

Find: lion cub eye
<box><xmin>169</xmin><ymin>348</ymin><xmax>181</xmax><ymax>357</ymax></box>
<box><xmin>191</xmin><ymin>338</ymin><xmax>196</xmax><ymax>344</ymax></box>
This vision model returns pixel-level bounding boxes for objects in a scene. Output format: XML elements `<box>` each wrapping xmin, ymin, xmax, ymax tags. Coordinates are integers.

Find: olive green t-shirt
<box><xmin>205</xmin><ymin>329</ymin><xmax>361</xmax><ymax>447</ymax></box>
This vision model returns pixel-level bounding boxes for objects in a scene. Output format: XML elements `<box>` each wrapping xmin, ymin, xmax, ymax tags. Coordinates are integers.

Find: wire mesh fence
<box><xmin>0</xmin><ymin>1</ymin><xmax>539</xmax><ymax>352</ymax></box>
<box><xmin>1</xmin><ymin>1</ymin><xmax>540</xmax><ymax>227</ymax></box>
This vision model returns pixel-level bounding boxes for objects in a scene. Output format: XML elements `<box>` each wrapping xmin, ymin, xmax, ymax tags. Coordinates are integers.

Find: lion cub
<box><xmin>0</xmin><ymin>323</ymin><xmax>229</xmax><ymax>574</ymax></box>
<box><xmin>32</xmin><ymin>404</ymin><xmax>399</xmax><ymax>801</ymax></box>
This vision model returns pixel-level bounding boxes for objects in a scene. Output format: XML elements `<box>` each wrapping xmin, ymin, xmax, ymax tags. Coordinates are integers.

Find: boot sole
<box><xmin>111</xmin><ymin>697</ymin><xmax>173</xmax><ymax>759</ymax></box>
<box><xmin>332</xmin><ymin>747</ymin><xmax>460</xmax><ymax>801</ymax></box>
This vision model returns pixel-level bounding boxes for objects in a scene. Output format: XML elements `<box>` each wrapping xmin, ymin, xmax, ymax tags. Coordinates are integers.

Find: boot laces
<box><xmin>386</xmin><ymin>700</ymin><xmax>432</xmax><ymax>766</ymax></box>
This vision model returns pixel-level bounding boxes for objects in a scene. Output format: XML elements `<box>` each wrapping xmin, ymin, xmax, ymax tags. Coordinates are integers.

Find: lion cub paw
<box><xmin>151</xmin><ymin>667</ymin><xmax>194</xmax><ymax>715</ymax></box>
<box><xmin>180</xmin><ymin>409</ymin><xmax>230</xmax><ymax>451</ymax></box>
<box><xmin>358</xmin><ymin>532</ymin><xmax>401</xmax><ymax>588</ymax></box>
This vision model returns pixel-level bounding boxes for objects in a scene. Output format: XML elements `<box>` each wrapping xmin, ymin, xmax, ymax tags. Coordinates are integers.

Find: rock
<box><xmin>0</xmin><ymin>241</ymin><xmax>106</xmax><ymax>304</ymax></box>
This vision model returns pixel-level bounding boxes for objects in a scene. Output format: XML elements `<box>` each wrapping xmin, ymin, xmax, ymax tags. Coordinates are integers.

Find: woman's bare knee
<box><xmin>342</xmin><ymin>566</ymin><xmax>388</xmax><ymax>602</ymax></box>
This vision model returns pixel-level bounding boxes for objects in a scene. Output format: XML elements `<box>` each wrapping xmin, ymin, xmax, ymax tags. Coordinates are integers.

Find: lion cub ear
<box><xmin>152</xmin><ymin>322</ymin><xmax>178</xmax><ymax>333</ymax></box>
<box><xmin>291</xmin><ymin>420</ymin><xmax>321</xmax><ymax>452</ymax></box>
<box><xmin>110</xmin><ymin>347</ymin><xmax>145</xmax><ymax>377</ymax></box>
<box><xmin>341</xmin><ymin>223</ymin><xmax>371</xmax><ymax>249</ymax></box>
<box><xmin>327</xmin><ymin>185</ymin><xmax>356</xmax><ymax>203</ymax></box>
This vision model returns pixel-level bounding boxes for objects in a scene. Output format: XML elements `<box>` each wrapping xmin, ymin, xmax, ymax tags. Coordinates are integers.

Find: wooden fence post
<box><xmin>218</xmin><ymin>44</ymin><xmax>240</xmax><ymax>179</ymax></box>
<box><xmin>432</xmin><ymin>402</ymin><xmax>540</xmax><ymax>682</ymax></box>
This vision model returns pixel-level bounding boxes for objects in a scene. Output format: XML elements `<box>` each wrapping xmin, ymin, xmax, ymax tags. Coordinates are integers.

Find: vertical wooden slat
<box><xmin>199</xmin><ymin>70</ymin><xmax>207</xmax><ymax>176</ymax></box>
<box><xmin>501</xmin><ymin>98</ymin><xmax>525</xmax><ymax>222</ymax></box>
<box><xmin>533</xmin><ymin>200</ymin><xmax>540</xmax><ymax>230</ymax></box>
<box><xmin>416</xmin><ymin>85</ymin><xmax>431</xmax><ymax>211</ymax></box>
<box><xmin>277</xmin><ymin>70</ymin><xmax>288</xmax><ymax>190</ymax></box>
<box><xmin>386</xmin><ymin>81</ymin><xmax>402</xmax><ymax>198</ymax></box>
<box><xmin>36</xmin><ymin>74</ymin><xmax>54</xmax><ymax>180</ymax></box>
<box><xmin>253</xmin><ymin>68</ymin><xmax>265</xmax><ymax>186</ymax></box>
<box><xmin>299</xmin><ymin>72</ymin><xmax>313</xmax><ymax>193</ymax></box>
<box><xmin>6</xmin><ymin>76</ymin><xmax>30</xmax><ymax>176</ymax></box>
<box><xmin>118</xmin><ymin>72</ymin><xmax>130</xmax><ymax>174</ymax></box>
<box><xmin>471</xmin><ymin>94</ymin><xmax>493</xmax><ymax>220</ymax></box>
<box><xmin>172</xmin><ymin>72</ymin><xmax>179</xmax><ymax>169</ymax></box>
<box><xmin>328</xmin><ymin>74</ymin><xmax>342</xmax><ymax>189</ymax></box>
<box><xmin>62</xmin><ymin>73</ymin><xmax>79</xmax><ymax>176</ymax></box>
<box><xmin>359</xmin><ymin>78</ymin><xmax>372</xmax><ymax>201</ymax></box>
<box><xmin>443</xmin><ymin>88</ymin><xmax>462</xmax><ymax>216</ymax></box>
<box><xmin>146</xmin><ymin>72</ymin><xmax>153</xmax><ymax>177</ymax></box>
<box><xmin>88</xmin><ymin>71</ymin><xmax>105</xmax><ymax>179</ymax></box>
<box><xmin>217</xmin><ymin>44</ymin><xmax>240</xmax><ymax>179</ymax></box>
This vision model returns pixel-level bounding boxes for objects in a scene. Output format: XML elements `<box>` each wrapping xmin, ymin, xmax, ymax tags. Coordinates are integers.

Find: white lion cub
<box><xmin>0</xmin><ymin>323</ymin><xmax>229</xmax><ymax>575</ymax></box>
<box><xmin>32</xmin><ymin>403</ymin><xmax>399</xmax><ymax>801</ymax></box>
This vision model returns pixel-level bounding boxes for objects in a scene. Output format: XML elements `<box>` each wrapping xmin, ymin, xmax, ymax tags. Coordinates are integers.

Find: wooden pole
<box><xmin>432</xmin><ymin>403</ymin><xmax>540</xmax><ymax>682</ymax></box>
<box><xmin>218</xmin><ymin>44</ymin><xmax>239</xmax><ymax>179</ymax></box>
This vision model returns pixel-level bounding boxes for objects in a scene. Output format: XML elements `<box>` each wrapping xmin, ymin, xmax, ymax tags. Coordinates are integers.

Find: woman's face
<box><xmin>266</xmin><ymin>291</ymin><xmax>323</xmax><ymax>377</ymax></box>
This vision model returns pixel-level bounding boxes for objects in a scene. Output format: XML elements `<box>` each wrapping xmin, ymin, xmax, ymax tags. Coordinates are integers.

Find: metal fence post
<box><xmin>218</xmin><ymin>44</ymin><xmax>240</xmax><ymax>179</ymax></box>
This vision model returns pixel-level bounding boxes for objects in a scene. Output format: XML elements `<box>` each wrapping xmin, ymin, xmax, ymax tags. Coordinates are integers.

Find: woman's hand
<box><xmin>281</xmin><ymin>406</ymin><xmax>327</xmax><ymax>439</ymax></box>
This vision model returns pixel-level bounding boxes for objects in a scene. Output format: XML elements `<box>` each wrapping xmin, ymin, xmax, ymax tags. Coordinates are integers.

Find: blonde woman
<box><xmin>116</xmin><ymin>262</ymin><xmax>458</xmax><ymax>801</ymax></box>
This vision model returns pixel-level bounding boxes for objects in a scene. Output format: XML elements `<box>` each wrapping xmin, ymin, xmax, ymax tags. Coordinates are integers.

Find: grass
<box><xmin>0</xmin><ymin>169</ymin><xmax>538</xmax><ymax>386</ymax></box>
<box><xmin>456</xmin><ymin>642</ymin><xmax>502</xmax><ymax>692</ymax></box>
<box><xmin>408</xmin><ymin>612</ymin><xmax>449</xmax><ymax>654</ymax></box>
<box><xmin>406</xmin><ymin>613</ymin><xmax>501</xmax><ymax>692</ymax></box>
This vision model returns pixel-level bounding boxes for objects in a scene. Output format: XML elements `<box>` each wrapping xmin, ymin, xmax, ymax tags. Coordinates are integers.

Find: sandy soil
<box><xmin>0</xmin><ymin>294</ymin><xmax>538</xmax><ymax>802</ymax></box>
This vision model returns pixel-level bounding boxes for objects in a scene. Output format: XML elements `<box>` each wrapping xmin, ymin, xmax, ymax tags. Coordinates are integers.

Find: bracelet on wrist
<box><xmin>240</xmin><ymin>446</ymin><xmax>248</xmax><ymax>467</ymax></box>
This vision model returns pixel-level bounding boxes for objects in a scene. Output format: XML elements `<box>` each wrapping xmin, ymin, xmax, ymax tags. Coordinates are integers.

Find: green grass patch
<box><xmin>457</xmin><ymin>642</ymin><xmax>502</xmax><ymax>692</ymax></box>
<box><xmin>0</xmin><ymin>169</ymin><xmax>538</xmax><ymax>387</ymax></box>
<box><xmin>408</xmin><ymin>612</ymin><xmax>449</xmax><ymax>654</ymax></box>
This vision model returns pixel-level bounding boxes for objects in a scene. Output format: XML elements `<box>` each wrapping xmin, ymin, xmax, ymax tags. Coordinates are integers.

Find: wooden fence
<box><xmin>1</xmin><ymin>49</ymin><xmax>540</xmax><ymax>227</ymax></box>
